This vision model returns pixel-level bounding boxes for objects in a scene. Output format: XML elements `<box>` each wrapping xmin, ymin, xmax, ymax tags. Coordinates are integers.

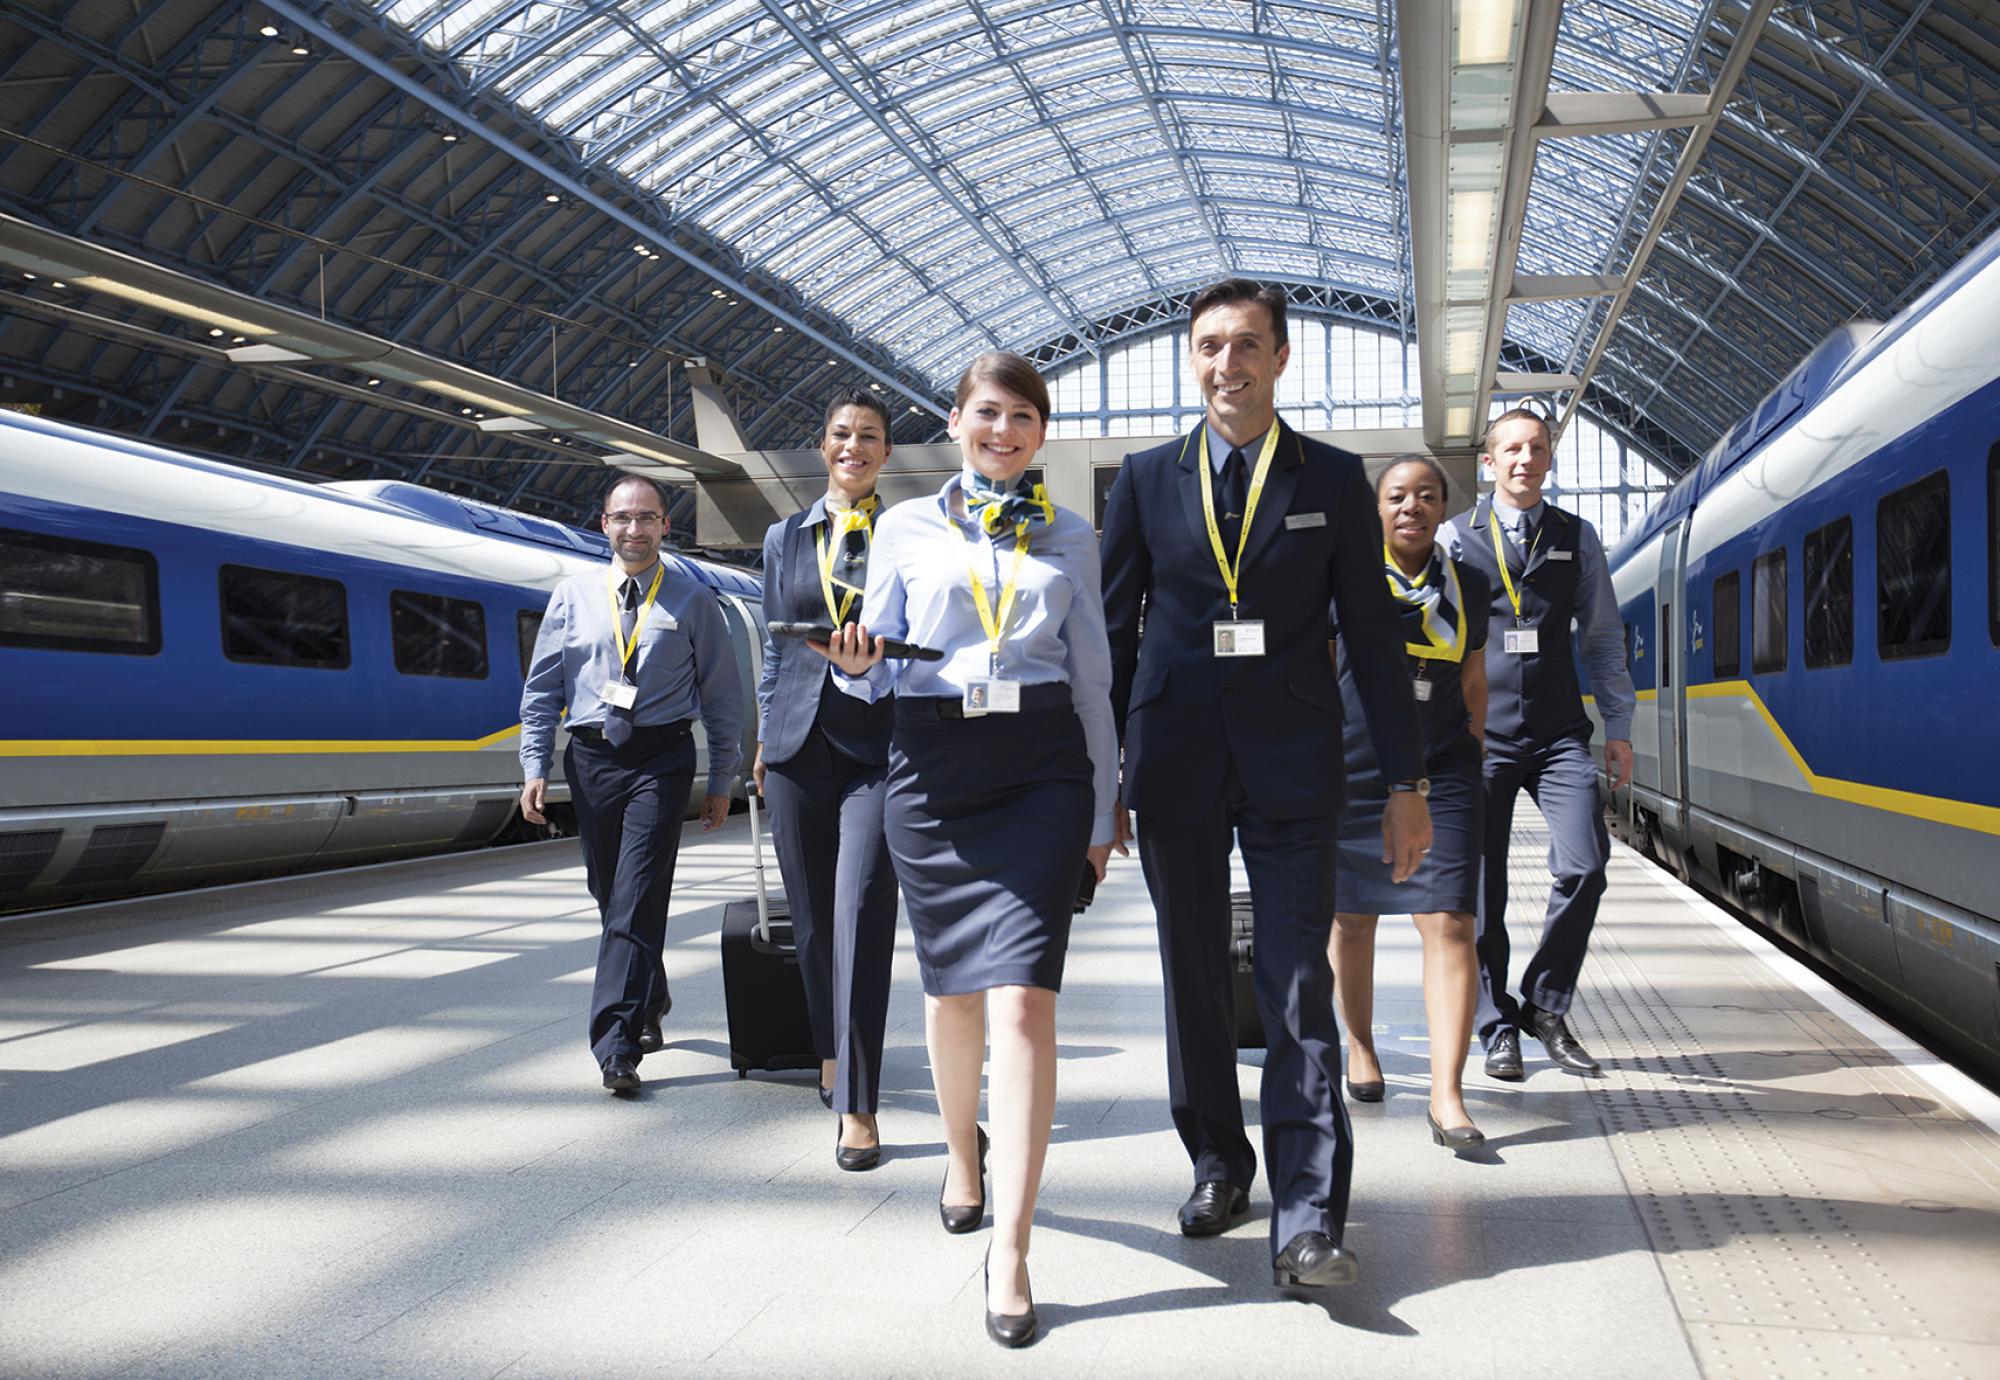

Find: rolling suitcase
<box><xmin>1231</xmin><ymin>890</ymin><xmax>1266</xmax><ymax>1050</ymax></box>
<box><xmin>720</xmin><ymin>783</ymin><xmax>818</xmax><ymax>1077</ymax></box>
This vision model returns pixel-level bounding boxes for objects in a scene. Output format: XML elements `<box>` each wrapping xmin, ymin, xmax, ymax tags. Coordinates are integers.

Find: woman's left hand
<box><xmin>1086</xmin><ymin>842</ymin><xmax>1113</xmax><ymax>884</ymax></box>
<box><xmin>807</xmin><ymin>621</ymin><xmax>886</xmax><ymax>676</ymax></box>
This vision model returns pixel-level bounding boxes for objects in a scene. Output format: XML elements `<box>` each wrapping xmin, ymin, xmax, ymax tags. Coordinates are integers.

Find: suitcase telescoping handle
<box><xmin>745</xmin><ymin>777</ymin><xmax>772</xmax><ymax>944</ymax></box>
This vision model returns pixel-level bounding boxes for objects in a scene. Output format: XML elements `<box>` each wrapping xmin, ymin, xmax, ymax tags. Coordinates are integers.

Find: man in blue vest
<box><xmin>1438</xmin><ymin>409</ymin><xmax>1635</xmax><ymax>1080</ymax></box>
<box><xmin>1101</xmin><ymin>279</ymin><xmax>1429</xmax><ymax>1292</ymax></box>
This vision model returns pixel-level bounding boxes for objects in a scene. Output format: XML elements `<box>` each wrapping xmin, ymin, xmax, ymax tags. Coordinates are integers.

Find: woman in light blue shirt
<box><xmin>819</xmin><ymin>351</ymin><xmax>1116</xmax><ymax>1349</ymax></box>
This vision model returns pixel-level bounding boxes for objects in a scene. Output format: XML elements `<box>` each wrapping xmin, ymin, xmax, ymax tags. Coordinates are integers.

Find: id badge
<box><xmin>1212</xmin><ymin>620</ymin><xmax>1266</xmax><ymax>657</ymax></box>
<box><xmin>1412</xmin><ymin>677</ymin><xmax>1434</xmax><ymax>702</ymax></box>
<box><xmin>1502</xmin><ymin>626</ymin><xmax>1540</xmax><ymax>655</ymax></box>
<box><xmin>601</xmin><ymin>681</ymin><xmax>638</xmax><ymax>710</ymax></box>
<box><xmin>962</xmin><ymin>678</ymin><xmax>1021</xmax><ymax>716</ymax></box>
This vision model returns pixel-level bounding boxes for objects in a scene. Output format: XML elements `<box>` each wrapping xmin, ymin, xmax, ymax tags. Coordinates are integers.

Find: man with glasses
<box><xmin>520</xmin><ymin>473</ymin><xmax>745</xmax><ymax>1094</ymax></box>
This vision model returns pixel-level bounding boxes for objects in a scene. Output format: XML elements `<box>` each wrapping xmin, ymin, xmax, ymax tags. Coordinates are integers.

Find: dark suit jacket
<box><xmin>757</xmin><ymin>507</ymin><xmax>893</xmax><ymax>767</ymax></box>
<box><xmin>1100</xmin><ymin>419</ymin><xmax>1423</xmax><ymax>822</ymax></box>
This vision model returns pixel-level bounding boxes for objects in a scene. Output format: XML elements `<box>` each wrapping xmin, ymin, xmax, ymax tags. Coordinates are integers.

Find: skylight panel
<box><xmin>543</xmin><ymin>52</ymin><xmax>656</xmax><ymax>132</ymax></box>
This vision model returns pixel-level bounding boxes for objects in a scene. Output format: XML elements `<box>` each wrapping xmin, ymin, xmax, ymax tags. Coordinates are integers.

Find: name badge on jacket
<box><xmin>1546</xmin><ymin>550</ymin><xmax>1573</xmax><ymax>562</ymax></box>
<box><xmin>1284</xmin><ymin>512</ymin><xmax>1327</xmax><ymax>530</ymax></box>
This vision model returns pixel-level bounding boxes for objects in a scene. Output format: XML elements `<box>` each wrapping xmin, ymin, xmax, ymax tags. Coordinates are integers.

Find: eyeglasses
<box><xmin>605</xmin><ymin>511</ymin><xmax>664</xmax><ymax>528</ymax></box>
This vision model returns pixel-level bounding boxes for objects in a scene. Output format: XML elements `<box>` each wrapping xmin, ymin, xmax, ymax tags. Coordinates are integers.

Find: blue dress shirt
<box><xmin>839</xmin><ymin>473</ymin><xmax>1119</xmax><ymax>846</ymax></box>
<box><xmin>1438</xmin><ymin>495</ymin><xmax>1637</xmax><ymax>742</ymax></box>
<box><xmin>520</xmin><ymin>559</ymin><xmax>746</xmax><ymax>794</ymax></box>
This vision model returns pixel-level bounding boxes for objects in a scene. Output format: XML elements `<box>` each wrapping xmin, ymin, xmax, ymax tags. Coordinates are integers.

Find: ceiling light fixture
<box><xmin>1455</xmin><ymin>0</ymin><xmax>1520</xmax><ymax>66</ymax></box>
<box><xmin>291</xmin><ymin>43</ymin><xmax>309</xmax><ymax>56</ymax></box>
<box><xmin>544</xmin><ymin>193</ymin><xmax>560</xmax><ymax>203</ymax></box>
<box><xmin>259</xmin><ymin>24</ymin><xmax>279</xmax><ymax>37</ymax></box>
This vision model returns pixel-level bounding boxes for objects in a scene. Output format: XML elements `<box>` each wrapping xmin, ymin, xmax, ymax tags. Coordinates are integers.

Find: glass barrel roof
<box><xmin>365</xmin><ymin>0</ymin><xmax>1987</xmax><ymax>464</ymax></box>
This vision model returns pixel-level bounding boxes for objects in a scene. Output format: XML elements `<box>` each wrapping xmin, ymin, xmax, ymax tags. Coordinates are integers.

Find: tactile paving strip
<box><xmin>1502</xmin><ymin>809</ymin><xmax>1997</xmax><ymax>1380</ymax></box>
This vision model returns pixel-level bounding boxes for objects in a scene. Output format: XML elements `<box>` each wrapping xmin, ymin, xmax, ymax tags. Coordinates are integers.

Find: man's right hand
<box><xmin>752</xmin><ymin>746</ymin><xmax>767</xmax><ymax>796</ymax></box>
<box><xmin>519</xmin><ymin>777</ymin><xmax>547</xmax><ymax>825</ymax></box>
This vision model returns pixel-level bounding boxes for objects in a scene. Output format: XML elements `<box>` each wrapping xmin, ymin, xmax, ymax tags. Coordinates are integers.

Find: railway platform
<box><xmin>2</xmin><ymin>812</ymin><xmax>1997</xmax><ymax>1378</ymax></box>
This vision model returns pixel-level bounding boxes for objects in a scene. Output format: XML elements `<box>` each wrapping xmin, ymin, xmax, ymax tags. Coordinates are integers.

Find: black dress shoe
<box><xmin>1527</xmin><ymin>1008</ymin><xmax>1602</xmax><ymax>1075</ymax></box>
<box><xmin>835</xmin><ymin>1115</ymin><xmax>881</xmax><ymax>1173</ymax></box>
<box><xmin>1484</xmin><ymin>1026</ymin><xmax>1524</xmax><ymax>1081</ymax></box>
<box><xmin>817</xmin><ymin>1083</ymin><xmax>834</xmax><ymax>1110</ymax></box>
<box><xmin>600</xmin><ymin>1055</ymin><xmax>640</xmax><ymax>1094</ymax></box>
<box><xmin>1345</xmin><ymin>1078</ymin><xmax>1385</xmax><ymax>1103</ymax></box>
<box><xmin>983</xmin><ymin>1248</ymin><xmax>1037</xmax><ymax>1348</ymax></box>
<box><xmin>638</xmin><ymin>989</ymin><xmax>670</xmax><ymax>1053</ymax></box>
<box><xmin>938</xmin><ymin>1125</ymin><xmax>988</xmax><ymax>1234</ymax></box>
<box><xmin>1273</xmin><ymin>1231</ymin><xmax>1359</xmax><ymax>1290</ymax></box>
<box><xmin>1177</xmin><ymin>1180</ymin><xmax>1250</xmax><ymax>1237</ymax></box>
<box><xmin>1428</xmin><ymin>1110</ymin><xmax>1486</xmax><ymax>1151</ymax></box>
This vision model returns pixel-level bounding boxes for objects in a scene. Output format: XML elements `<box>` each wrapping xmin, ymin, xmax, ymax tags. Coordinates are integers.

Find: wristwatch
<box><xmin>1390</xmin><ymin>778</ymin><xmax>1431</xmax><ymax>798</ymax></box>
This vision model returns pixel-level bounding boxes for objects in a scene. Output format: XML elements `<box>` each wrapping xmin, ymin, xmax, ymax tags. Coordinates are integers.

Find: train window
<box><xmin>1752</xmin><ymin>549</ymin><xmax>1788</xmax><ymax>675</ymax></box>
<box><xmin>0</xmin><ymin>529</ymin><xmax>160</xmax><ymax>655</ymax></box>
<box><xmin>1804</xmin><ymin>517</ymin><xmax>1853</xmax><ymax>668</ymax></box>
<box><xmin>219</xmin><ymin>565</ymin><xmax>350</xmax><ymax>669</ymax></box>
<box><xmin>391</xmin><ymin>590</ymin><xmax>488</xmax><ymax>679</ymax></box>
<box><xmin>1712</xmin><ymin>570</ymin><xmax>1741</xmax><ymax>678</ymax></box>
<box><xmin>1877</xmin><ymin>470</ymin><xmax>1950</xmax><ymax>660</ymax></box>
<box><xmin>516</xmin><ymin>610</ymin><xmax>545</xmax><ymax>678</ymax></box>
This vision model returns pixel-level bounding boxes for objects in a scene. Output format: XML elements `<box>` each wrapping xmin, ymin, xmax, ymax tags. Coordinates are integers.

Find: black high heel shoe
<box><xmin>983</xmin><ymin>1247</ymin><xmax>1037</xmax><ymax>1348</ymax></box>
<box><xmin>938</xmin><ymin>1125</ymin><xmax>988</xmax><ymax>1234</ymax></box>
<box><xmin>835</xmin><ymin>1113</ymin><xmax>881</xmax><ymax>1172</ymax></box>
<box><xmin>1428</xmin><ymin>1109</ymin><xmax>1486</xmax><ymax>1151</ymax></box>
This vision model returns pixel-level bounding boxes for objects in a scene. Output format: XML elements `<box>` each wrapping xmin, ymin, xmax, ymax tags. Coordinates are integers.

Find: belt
<box><xmin>896</xmin><ymin>683</ymin><xmax>1072</xmax><ymax>720</ymax></box>
<box><xmin>568</xmin><ymin>719</ymin><xmax>692</xmax><ymax>744</ymax></box>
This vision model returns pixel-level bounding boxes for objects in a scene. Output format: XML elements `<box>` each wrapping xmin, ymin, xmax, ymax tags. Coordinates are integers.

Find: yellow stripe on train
<box><xmin>0</xmin><ymin>724</ymin><xmax>524</xmax><ymax>757</ymax></box>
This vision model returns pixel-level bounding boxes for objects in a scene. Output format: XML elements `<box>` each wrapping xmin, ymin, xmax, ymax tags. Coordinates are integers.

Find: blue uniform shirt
<box><xmin>838</xmin><ymin>473</ymin><xmax>1120</xmax><ymax>847</ymax></box>
<box><xmin>519</xmin><ymin>559</ymin><xmax>746</xmax><ymax>794</ymax></box>
<box><xmin>1438</xmin><ymin>495</ymin><xmax>1636</xmax><ymax>743</ymax></box>
<box><xmin>756</xmin><ymin>493</ymin><xmax>863</xmax><ymax>737</ymax></box>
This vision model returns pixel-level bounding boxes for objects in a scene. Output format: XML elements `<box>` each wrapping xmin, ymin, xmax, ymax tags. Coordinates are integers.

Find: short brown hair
<box><xmin>822</xmin><ymin>386</ymin><xmax>893</xmax><ymax>436</ymax></box>
<box><xmin>601</xmin><ymin>472</ymin><xmax>671</xmax><ymax>514</ymax></box>
<box><xmin>1188</xmin><ymin>278</ymin><xmax>1289</xmax><ymax>347</ymax></box>
<box><xmin>953</xmin><ymin>351</ymin><xmax>1050</xmax><ymax>422</ymax></box>
<box><xmin>1482</xmin><ymin>406</ymin><xmax>1552</xmax><ymax>451</ymax></box>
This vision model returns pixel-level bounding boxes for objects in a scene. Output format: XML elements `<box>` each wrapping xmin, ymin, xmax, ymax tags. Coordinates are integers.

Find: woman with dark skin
<box><xmin>1329</xmin><ymin>456</ymin><xmax>1491</xmax><ymax>1149</ymax></box>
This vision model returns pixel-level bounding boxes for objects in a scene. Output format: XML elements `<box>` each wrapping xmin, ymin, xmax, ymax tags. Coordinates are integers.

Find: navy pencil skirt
<box><xmin>1335</xmin><ymin>745</ymin><xmax>1482</xmax><ymax>916</ymax></box>
<box><xmin>884</xmin><ymin>689</ymin><xmax>1094</xmax><ymax>996</ymax></box>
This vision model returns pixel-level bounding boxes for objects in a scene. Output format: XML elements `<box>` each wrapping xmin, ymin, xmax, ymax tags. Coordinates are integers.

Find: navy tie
<box><xmin>604</xmin><ymin>577</ymin><xmax>639</xmax><ymax>748</ymax></box>
<box><xmin>1217</xmin><ymin>448</ymin><xmax>1248</xmax><ymax>548</ymax></box>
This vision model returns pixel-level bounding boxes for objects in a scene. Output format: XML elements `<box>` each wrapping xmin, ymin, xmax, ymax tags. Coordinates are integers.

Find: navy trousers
<box><xmin>1139</xmin><ymin>765</ymin><xmax>1352</xmax><ymax>1256</ymax></box>
<box><xmin>1476</xmin><ymin>732</ymin><xmax>1610</xmax><ymax>1046</ymax></box>
<box><xmin>565</xmin><ymin>725</ymin><xmax>695</xmax><ymax>1066</ymax></box>
<box><xmin>762</xmin><ymin>725</ymin><xmax>898</xmax><ymax>1114</ymax></box>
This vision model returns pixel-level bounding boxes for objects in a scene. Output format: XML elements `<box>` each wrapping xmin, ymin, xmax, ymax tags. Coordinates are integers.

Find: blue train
<box><xmin>1591</xmin><ymin>228</ymin><xmax>2000</xmax><ymax>1079</ymax></box>
<box><xmin>0</xmin><ymin>411</ymin><xmax>764</xmax><ymax>912</ymax></box>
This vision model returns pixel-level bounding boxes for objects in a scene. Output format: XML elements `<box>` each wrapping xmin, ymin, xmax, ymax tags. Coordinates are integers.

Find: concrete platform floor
<box><xmin>2</xmin><ymin>809</ymin><xmax>1998</xmax><ymax>1378</ymax></box>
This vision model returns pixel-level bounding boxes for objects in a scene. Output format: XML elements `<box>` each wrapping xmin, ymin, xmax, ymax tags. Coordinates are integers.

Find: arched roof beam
<box><xmin>1622</xmin><ymin>0</ymin><xmax>1938</xmax><ymax>424</ymax></box>
<box><xmin>265</xmin><ymin>0</ymin><xmax>948</xmax><ymax>417</ymax></box>
<box><xmin>753</xmin><ymin>0</ymin><xmax>1099</xmax><ymax>353</ymax></box>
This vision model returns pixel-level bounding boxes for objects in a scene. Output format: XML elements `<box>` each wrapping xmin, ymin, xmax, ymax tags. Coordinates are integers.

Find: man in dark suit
<box><xmin>1100</xmin><ymin>279</ymin><xmax>1430</xmax><ymax>1291</ymax></box>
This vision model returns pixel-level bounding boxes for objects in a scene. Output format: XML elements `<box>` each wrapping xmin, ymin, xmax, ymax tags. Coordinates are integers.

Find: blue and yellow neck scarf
<box><xmin>961</xmin><ymin>467</ymin><xmax>1055</xmax><ymax>537</ymax></box>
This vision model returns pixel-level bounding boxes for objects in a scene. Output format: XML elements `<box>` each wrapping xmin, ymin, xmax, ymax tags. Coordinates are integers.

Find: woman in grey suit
<box><xmin>753</xmin><ymin>388</ymin><xmax>900</xmax><ymax>1170</ymax></box>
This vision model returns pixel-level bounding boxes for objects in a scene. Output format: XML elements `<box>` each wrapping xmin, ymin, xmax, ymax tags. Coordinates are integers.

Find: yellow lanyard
<box><xmin>1486</xmin><ymin>506</ymin><xmax>1542</xmax><ymax>623</ymax></box>
<box><xmin>956</xmin><ymin>517</ymin><xmax>1033</xmax><ymax>675</ymax></box>
<box><xmin>815</xmin><ymin>501</ymin><xmax>874</xmax><ymax>627</ymax></box>
<box><xmin>606</xmin><ymin>563</ymin><xmax>665</xmax><ymax>672</ymax></box>
<box><xmin>1195</xmin><ymin>421</ymin><xmax>1282</xmax><ymax>617</ymax></box>
<box><xmin>1385</xmin><ymin>545</ymin><xmax>1468</xmax><ymax>662</ymax></box>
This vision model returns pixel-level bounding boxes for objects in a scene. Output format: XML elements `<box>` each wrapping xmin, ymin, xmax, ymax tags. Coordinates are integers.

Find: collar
<box><xmin>1489</xmin><ymin>493</ymin><xmax>1546</xmax><ymax>526</ymax></box>
<box><xmin>611</xmin><ymin>559</ymin><xmax>662</xmax><ymax>589</ymax></box>
<box><xmin>1203</xmin><ymin>417</ymin><xmax>1279</xmax><ymax>473</ymax></box>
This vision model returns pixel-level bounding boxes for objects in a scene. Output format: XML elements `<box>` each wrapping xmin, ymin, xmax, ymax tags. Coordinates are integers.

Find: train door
<box><xmin>1655</xmin><ymin>520</ymin><xmax>1691</xmax><ymax>839</ymax></box>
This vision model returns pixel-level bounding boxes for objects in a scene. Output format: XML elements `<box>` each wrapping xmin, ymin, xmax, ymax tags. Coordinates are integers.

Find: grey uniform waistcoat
<box><xmin>1451</xmin><ymin>498</ymin><xmax>1589</xmax><ymax>747</ymax></box>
